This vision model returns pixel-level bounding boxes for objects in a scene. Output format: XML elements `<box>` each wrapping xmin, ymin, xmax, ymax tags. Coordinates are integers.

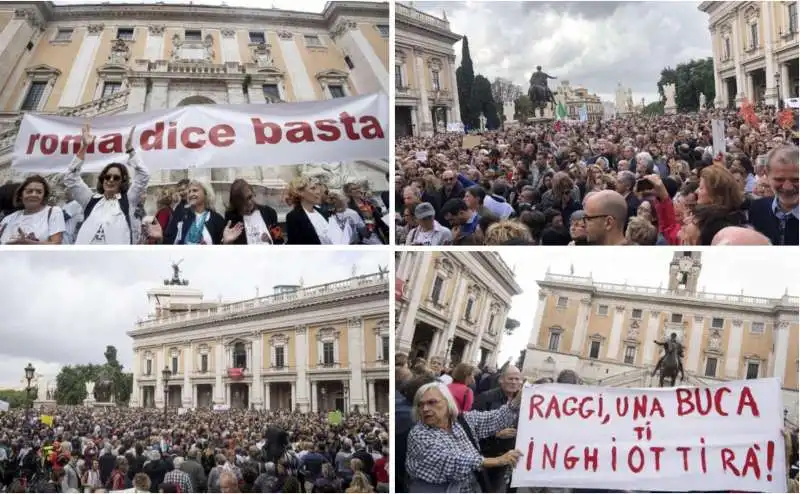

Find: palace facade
<box><xmin>0</xmin><ymin>1</ymin><xmax>389</xmax><ymax>216</ymax></box>
<box><xmin>127</xmin><ymin>270</ymin><xmax>390</xmax><ymax>413</ymax></box>
<box><xmin>699</xmin><ymin>1</ymin><xmax>798</xmax><ymax>108</ymax></box>
<box><xmin>522</xmin><ymin>252</ymin><xmax>799</xmax><ymax>424</ymax></box>
<box><xmin>395</xmin><ymin>252</ymin><xmax>523</xmax><ymax>368</ymax></box>
<box><xmin>394</xmin><ymin>3</ymin><xmax>461</xmax><ymax>138</ymax></box>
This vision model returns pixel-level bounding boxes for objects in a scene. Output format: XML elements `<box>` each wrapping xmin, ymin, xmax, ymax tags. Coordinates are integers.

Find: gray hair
<box><xmin>765</xmin><ymin>145</ymin><xmax>799</xmax><ymax>174</ymax></box>
<box><xmin>172</xmin><ymin>457</ymin><xmax>184</xmax><ymax>469</ymax></box>
<box><xmin>411</xmin><ymin>382</ymin><xmax>459</xmax><ymax>424</ymax></box>
<box><xmin>617</xmin><ymin>170</ymin><xmax>636</xmax><ymax>190</ymax></box>
<box><xmin>635</xmin><ymin>152</ymin><xmax>654</xmax><ymax>174</ymax></box>
<box><xmin>188</xmin><ymin>179</ymin><xmax>216</xmax><ymax>209</ymax></box>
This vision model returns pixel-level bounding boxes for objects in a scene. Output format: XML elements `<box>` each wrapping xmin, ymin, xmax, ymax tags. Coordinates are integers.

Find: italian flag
<box><xmin>556</xmin><ymin>102</ymin><xmax>568</xmax><ymax>121</ymax></box>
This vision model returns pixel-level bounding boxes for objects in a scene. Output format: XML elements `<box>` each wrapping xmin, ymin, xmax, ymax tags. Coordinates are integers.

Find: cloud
<box><xmin>0</xmin><ymin>249</ymin><xmax>389</xmax><ymax>389</ymax></box>
<box><xmin>414</xmin><ymin>1</ymin><xmax>712</xmax><ymax>104</ymax></box>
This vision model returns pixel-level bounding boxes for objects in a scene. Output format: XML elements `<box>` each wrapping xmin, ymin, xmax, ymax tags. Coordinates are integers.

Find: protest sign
<box><xmin>415</xmin><ymin>150</ymin><xmax>428</xmax><ymax>163</ymax></box>
<box><xmin>40</xmin><ymin>415</ymin><xmax>54</xmax><ymax>426</ymax></box>
<box><xmin>462</xmin><ymin>135</ymin><xmax>481</xmax><ymax>149</ymax></box>
<box><xmin>0</xmin><ymin>400</ymin><xmax>8</xmax><ymax>412</ymax></box>
<box><xmin>213</xmin><ymin>404</ymin><xmax>230</xmax><ymax>411</ymax></box>
<box><xmin>511</xmin><ymin>378</ymin><xmax>786</xmax><ymax>493</ymax></box>
<box><xmin>12</xmin><ymin>92</ymin><xmax>388</xmax><ymax>173</ymax></box>
<box><xmin>711</xmin><ymin>119</ymin><xmax>726</xmax><ymax>157</ymax></box>
<box><xmin>447</xmin><ymin>122</ymin><xmax>465</xmax><ymax>133</ymax></box>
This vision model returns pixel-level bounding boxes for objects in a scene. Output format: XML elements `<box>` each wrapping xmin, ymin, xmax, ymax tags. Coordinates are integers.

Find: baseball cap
<box><xmin>414</xmin><ymin>202</ymin><xmax>435</xmax><ymax>220</ymax></box>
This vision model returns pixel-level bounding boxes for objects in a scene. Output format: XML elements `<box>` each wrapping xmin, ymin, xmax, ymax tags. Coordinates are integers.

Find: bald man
<box><xmin>583</xmin><ymin>190</ymin><xmax>631</xmax><ymax>245</ymax></box>
<box><xmin>711</xmin><ymin>226</ymin><xmax>772</xmax><ymax>245</ymax></box>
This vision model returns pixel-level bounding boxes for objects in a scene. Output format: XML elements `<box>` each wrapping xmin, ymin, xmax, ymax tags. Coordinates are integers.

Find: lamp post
<box><xmin>321</xmin><ymin>386</ymin><xmax>327</xmax><ymax>413</ymax></box>
<box><xmin>161</xmin><ymin>366</ymin><xmax>171</xmax><ymax>421</ymax></box>
<box><xmin>24</xmin><ymin>363</ymin><xmax>35</xmax><ymax>425</ymax></box>
<box><xmin>775</xmin><ymin>72</ymin><xmax>783</xmax><ymax>110</ymax></box>
<box><xmin>343</xmin><ymin>381</ymin><xmax>350</xmax><ymax>416</ymax></box>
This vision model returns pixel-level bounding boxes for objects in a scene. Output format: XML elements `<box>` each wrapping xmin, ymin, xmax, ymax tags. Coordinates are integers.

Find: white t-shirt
<box><xmin>243</xmin><ymin>210</ymin><xmax>272</xmax><ymax>245</ymax></box>
<box><xmin>75</xmin><ymin>196</ymin><xmax>131</xmax><ymax>245</ymax></box>
<box><xmin>0</xmin><ymin>206</ymin><xmax>65</xmax><ymax>244</ymax></box>
<box><xmin>305</xmin><ymin>208</ymin><xmax>332</xmax><ymax>244</ymax></box>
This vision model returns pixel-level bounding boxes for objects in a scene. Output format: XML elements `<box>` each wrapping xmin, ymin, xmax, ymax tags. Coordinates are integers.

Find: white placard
<box><xmin>447</xmin><ymin>122</ymin><xmax>465</xmax><ymax>133</ymax></box>
<box><xmin>711</xmin><ymin>119</ymin><xmax>726</xmax><ymax>158</ymax></box>
<box><xmin>212</xmin><ymin>404</ymin><xmax>230</xmax><ymax>411</ymax></box>
<box><xmin>12</xmin><ymin>92</ymin><xmax>388</xmax><ymax>173</ymax></box>
<box><xmin>0</xmin><ymin>400</ymin><xmax>8</xmax><ymax>412</ymax></box>
<box><xmin>511</xmin><ymin>378</ymin><xmax>786</xmax><ymax>493</ymax></box>
<box><xmin>415</xmin><ymin>151</ymin><xmax>428</xmax><ymax>163</ymax></box>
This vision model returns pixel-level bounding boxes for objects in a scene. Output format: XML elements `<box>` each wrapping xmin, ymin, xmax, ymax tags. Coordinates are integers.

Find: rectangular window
<box><xmin>671</xmin><ymin>313</ymin><xmax>683</xmax><ymax>323</ymax></box>
<box><xmin>431</xmin><ymin>276</ymin><xmax>443</xmax><ymax>303</ymax></box>
<box><xmin>464</xmin><ymin>298</ymin><xmax>474</xmax><ymax>320</ymax></box>
<box><xmin>185</xmin><ymin>30</ymin><xmax>202</xmax><ymax>42</ymax></box>
<box><xmin>790</xmin><ymin>3</ymin><xmax>798</xmax><ymax>33</ymax></box>
<box><xmin>344</xmin><ymin>55</ymin><xmax>354</xmax><ymax>70</ymax></box>
<box><xmin>746</xmin><ymin>362</ymin><xmax>759</xmax><ymax>379</ymax></box>
<box><xmin>556</xmin><ymin>296</ymin><xmax>568</xmax><ymax>308</ymax></box>
<box><xmin>705</xmin><ymin>357</ymin><xmax>717</xmax><ymax>377</ymax></box>
<box><xmin>432</xmin><ymin>71</ymin><xmax>440</xmax><ymax>91</ymax></box>
<box><xmin>749</xmin><ymin>23</ymin><xmax>758</xmax><ymax>48</ymax></box>
<box><xmin>263</xmin><ymin>84</ymin><xmax>280</xmax><ymax>102</ymax></box>
<box><xmin>101</xmin><ymin>81</ymin><xmax>122</xmax><ymax>98</ymax></box>
<box><xmin>381</xmin><ymin>336</ymin><xmax>389</xmax><ymax>362</ymax></box>
<box><xmin>54</xmin><ymin>28</ymin><xmax>73</xmax><ymax>42</ymax></box>
<box><xmin>395</xmin><ymin>68</ymin><xmax>403</xmax><ymax>89</ymax></box>
<box><xmin>116</xmin><ymin>28</ymin><xmax>134</xmax><ymax>41</ymax></box>
<box><xmin>146</xmin><ymin>360</ymin><xmax>152</xmax><ymax>375</ymax></box>
<box><xmin>724</xmin><ymin>38</ymin><xmax>731</xmax><ymax>59</ymax></box>
<box><xmin>750</xmin><ymin>322</ymin><xmax>765</xmax><ymax>334</ymax></box>
<box><xmin>171</xmin><ymin>357</ymin><xmax>178</xmax><ymax>374</ymax></box>
<box><xmin>632</xmin><ymin>309</ymin><xmax>643</xmax><ymax>319</ymax></box>
<box><xmin>711</xmin><ymin>317</ymin><xmax>724</xmax><ymax>329</ymax></box>
<box><xmin>487</xmin><ymin>314</ymin><xmax>495</xmax><ymax>333</ymax></box>
<box><xmin>304</xmin><ymin>35</ymin><xmax>322</xmax><ymax>46</ymax></box>
<box><xmin>329</xmin><ymin>85</ymin><xmax>346</xmax><ymax>98</ymax></box>
<box><xmin>624</xmin><ymin>346</ymin><xmax>636</xmax><ymax>365</ymax></box>
<box><xmin>275</xmin><ymin>347</ymin><xmax>285</xmax><ymax>368</ymax></box>
<box><xmin>200</xmin><ymin>355</ymin><xmax>208</xmax><ymax>372</ymax></box>
<box><xmin>249</xmin><ymin>31</ymin><xmax>265</xmax><ymax>44</ymax></box>
<box><xmin>548</xmin><ymin>333</ymin><xmax>560</xmax><ymax>352</ymax></box>
<box><xmin>21</xmin><ymin>82</ymin><xmax>47</xmax><ymax>111</ymax></box>
<box><xmin>376</xmin><ymin>24</ymin><xmax>389</xmax><ymax>37</ymax></box>
<box><xmin>597</xmin><ymin>304</ymin><xmax>609</xmax><ymax>316</ymax></box>
<box><xmin>589</xmin><ymin>341</ymin><xmax>600</xmax><ymax>359</ymax></box>
<box><xmin>322</xmin><ymin>342</ymin><xmax>335</xmax><ymax>365</ymax></box>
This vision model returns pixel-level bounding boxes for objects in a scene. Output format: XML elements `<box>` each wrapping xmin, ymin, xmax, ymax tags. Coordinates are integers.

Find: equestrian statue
<box><xmin>528</xmin><ymin>66</ymin><xmax>558</xmax><ymax>118</ymax></box>
<box><xmin>93</xmin><ymin>368</ymin><xmax>116</xmax><ymax>403</ymax></box>
<box><xmin>652</xmin><ymin>332</ymin><xmax>685</xmax><ymax>387</ymax></box>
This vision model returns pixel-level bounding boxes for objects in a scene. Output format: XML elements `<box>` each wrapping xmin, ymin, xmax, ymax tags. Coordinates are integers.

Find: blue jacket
<box><xmin>748</xmin><ymin>197</ymin><xmax>799</xmax><ymax>245</ymax></box>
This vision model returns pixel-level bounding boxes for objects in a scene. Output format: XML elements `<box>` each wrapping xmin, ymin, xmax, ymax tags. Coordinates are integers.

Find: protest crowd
<box><xmin>395</xmin><ymin>108</ymin><xmax>799</xmax><ymax>246</ymax></box>
<box><xmin>0</xmin><ymin>407</ymin><xmax>389</xmax><ymax>493</ymax></box>
<box><xmin>0</xmin><ymin>124</ymin><xmax>390</xmax><ymax>246</ymax></box>
<box><xmin>394</xmin><ymin>355</ymin><xmax>800</xmax><ymax>493</ymax></box>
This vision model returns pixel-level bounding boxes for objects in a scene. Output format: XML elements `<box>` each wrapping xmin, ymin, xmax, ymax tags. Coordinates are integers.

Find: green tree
<box><xmin>657</xmin><ymin>58</ymin><xmax>715</xmax><ymax>112</ymax></box>
<box><xmin>515</xmin><ymin>95</ymin><xmax>534</xmax><ymax>121</ymax></box>
<box><xmin>104</xmin><ymin>345</ymin><xmax>121</xmax><ymax>371</ymax></box>
<box><xmin>55</xmin><ymin>364</ymin><xmax>98</xmax><ymax>405</ymax></box>
<box><xmin>504</xmin><ymin>317</ymin><xmax>521</xmax><ymax>336</ymax></box>
<box><xmin>643</xmin><ymin>101</ymin><xmax>665</xmax><ymax>115</ymax></box>
<box><xmin>0</xmin><ymin>388</ymin><xmax>36</xmax><ymax>409</ymax></box>
<box><xmin>470</xmin><ymin>75</ymin><xmax>500</xmax><ymax>130</ymax></box>
<box><xmin>515</xmin><ymin>350</ymin><xmax>525</xmax><ymax>372</ymax></box>
<box><xmin>456</xmin><ymin>36</ymin><xmax>475</xmax><ymax>129</ymax></box>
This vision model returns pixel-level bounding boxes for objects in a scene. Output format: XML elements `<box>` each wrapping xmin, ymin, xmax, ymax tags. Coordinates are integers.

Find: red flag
<box><xmin>777</xmin><ymin>109</ymin><xmax>795</xmax><ymax>129</ymax></box>
<box><xmin>554</xmin><ymin>120</ymin><xmax>562</xmax><ymax>132</ymax></box>
<box><xmin>227</xmin><ymin>368</ymin><xmax>244</xmax><ymax>380</ymax></box>
<box><xmin>738</xmin><ymin>98</ymin><xmax>760</xmax><ymax>127</ymax></box>
<box><xmin>395</xmin><ymin>278</ymin><xmax>405</xmax><ymax>301</ymax></box>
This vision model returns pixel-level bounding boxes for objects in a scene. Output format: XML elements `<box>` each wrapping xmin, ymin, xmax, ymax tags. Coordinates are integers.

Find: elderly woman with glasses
<box><xmin>405</xmin><ymin>381</ymin><xmax>522</xmax><ymax>493</ymax></box>
<box><xmin>63</xmin><ymin>124</ymin><xmax>149</xmax><ymax>244</ymax></box>
<box><xmin>0</xmin><ymin>176</ymin><xmax>65</xmax><ymax>244</ymax></box>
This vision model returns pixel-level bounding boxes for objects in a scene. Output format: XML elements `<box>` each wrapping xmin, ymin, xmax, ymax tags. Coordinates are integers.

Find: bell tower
<box><xmin>668</xmin><ymin>252</ymin><xmax>702</xmax><ymax>293</ymax></box>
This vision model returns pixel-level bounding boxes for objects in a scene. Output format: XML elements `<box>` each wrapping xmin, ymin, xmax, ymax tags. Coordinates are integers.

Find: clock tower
<box><xmin>668</xmin><ymin>252</ymin><xmax>702</xmax><ymax>293</ymax></box>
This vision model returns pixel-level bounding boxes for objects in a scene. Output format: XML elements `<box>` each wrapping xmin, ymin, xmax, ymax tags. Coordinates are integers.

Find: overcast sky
<box><xmin>412</xmin><ymin>1</ymin><xmax>713</xmax><ymax>105</ymax></box>
<box><xmin>53</xmin><ymin>0</ymin><xmax>330</xmax><ymax>13</ymax></box>
<box><xmin>0</xmin><ymin>249</ymin><xmax>389</xmax><ymax>389</ymax></box>
<box><xmin>497</xmin><ymin>249</ymin><xmax>800</xmax><ymax>365</ymax></box>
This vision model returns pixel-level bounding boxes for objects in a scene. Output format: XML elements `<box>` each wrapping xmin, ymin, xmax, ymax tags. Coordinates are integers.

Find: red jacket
<box><xmin>447</xmin><ymin>382</ymin><xmax>474</xmax><ymax>413</ymax></box>
<box><xmin>655</xmin><ymin>196</ymin><xmax>680</xmax><ymax>245</ymax></box>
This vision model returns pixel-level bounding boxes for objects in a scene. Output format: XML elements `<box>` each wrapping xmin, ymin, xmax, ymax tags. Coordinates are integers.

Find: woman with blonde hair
<box><xmin>584</xmin><ymin>164</ymin><xmax>605</xmax><ymax>194</ymax></box>
<box><xmin>484</xmin><ymin>220</ymin><xmax>533</xmax><ymax>245</ymax></box>
<box><xmin>345</xmin><ymin>471</ymin><xmax>374</xmax><ymax>493</ymax></box>
<box><xmin>166</xmin><ymin>179</ymin><xmax>240</xmax><ymax>244</ymax></box>
<box><xmin>285</xmin><ymin>176</ymin><xmax>331</xmax><ymax>244</ymax></box>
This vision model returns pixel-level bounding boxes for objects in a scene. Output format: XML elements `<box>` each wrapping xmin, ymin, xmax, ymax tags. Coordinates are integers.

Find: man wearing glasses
<box><xmin>437</xmin><ymin>170</ymin><xmax>465</xmax><ymax>227</ymax></box>
<box><xmin>582</xmin><ymin>190</ymin><xmax>630</xmax><ymax>245</ymax></box>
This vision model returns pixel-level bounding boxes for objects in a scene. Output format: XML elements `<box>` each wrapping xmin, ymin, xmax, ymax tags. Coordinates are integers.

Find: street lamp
<box><xmin>24</xmin><ymin>363</ymin><xmax>35</xmax><ymax>425</ymax></box>
<box><xmin>343</xmin><ymin>381</ymin><xmax>350</xmax><ymax>416</ymax></box>
<box><xmin>775</xmin><ymin>72</ymin><xmax>783</xmax><ymax>110</ymax></box>
<box><xmin>321</xmin><ymin>386</ymin><xmax>327</xmax><ymax>413</ymax></box>
<box><xmin>161</xmin><ymin>366</ymin><xmax>171</xmax><ymax>420</ymax></box>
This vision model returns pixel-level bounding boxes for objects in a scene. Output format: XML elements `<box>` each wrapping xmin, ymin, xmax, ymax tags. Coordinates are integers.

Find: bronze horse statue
<box><xmin>93</xmin><ymin>372</ymin><xmax>116</xmax><ymax>403</ymax></box>
<box><xmin>654</xmin><ymin>338</ymin><xmax>685</xmax><ymax>387</ymax></box>
<box><xmin>528</xmin><ymin>66</ymin><xmax>558</xmax><ymax>118</ymax></box>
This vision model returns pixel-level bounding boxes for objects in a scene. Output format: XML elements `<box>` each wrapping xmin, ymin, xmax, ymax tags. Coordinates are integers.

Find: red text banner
<box><xmin>511</xmin><ymin>378</ymin><xmax>786</xmax><ymax>492</ymax></box>
<box><xmin>12</xmin><ymin>92</ymin><xmax>388</xmax><ymax>173</ymax></box>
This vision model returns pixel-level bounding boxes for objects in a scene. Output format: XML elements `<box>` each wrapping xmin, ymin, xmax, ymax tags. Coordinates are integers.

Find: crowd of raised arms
<box><xmin>395</xmin><ymin>108</ymin><xmax>799</xmax><ymax>246</ymax></box>
<box><xmin>0</xmin><ymin>125</ymin><xmax>390</xmax><ymax>246</ymax></box>
<box><xmin>0</xmin><ymin>407</ymin><xmax>389</xmax><ymax>493</ymax></box>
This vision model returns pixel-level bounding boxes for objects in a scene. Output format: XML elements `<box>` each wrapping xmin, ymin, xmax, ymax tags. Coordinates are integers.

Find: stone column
<box><xmin>294</xmin><ymin>326</ymin><xmax>310</xmax><ymax>411</ymax></box>
<box><xmin>762</xmin><ymin>2</ymin><xmax>777</xmax><ymax>106</ymax></box>
<box><xmin>642</xmin><ymin>311</ymin><xmax>661</xmax><ymax>366</ymax></box>
<box><xmin>570</xmin><ymin>298</ymin><xmax>592</xmax><ymax>355</ymax></box>
<box><xmin>397</xmin><ymin>252</ymin><xmax>432</xmax><ymax>354</ymax></box>
<box><xmin>710</xmin><ymin>28</ymin><xmax>725</xmax><ymax>108</ymax></box>
<box><xmin>410</xmin><ymin>107</ymin><xmax>418</xmax><ymax>137</ymax></box>
<box><xmin>527</xmin><ymin>289</ymin><xmax>549</xmax><ymax>350</ymax></box>
<box><xmin>183</xmin><ymin>343</ymin><xmax>191</xmax><ymax>408</ymax></box>
<box><xmin>347</xmin><ymin>317</ymin><xmax>366</xmax><ymax>410</ymax></box>
<box><xmin>0</xmin><ymin>11</ymin><xmax>37</xmax><ymax>97</ymax></box>
<box><xmin>746</xmin><ymin>72</ymin><xmax>755</xmax><ymax>103</ymax></box>
<box><xmin>414</xmin><ymin>49</ymin><xmax>433</xmax><ymax>137</ymax></box>
<box><xmin>732</xmin><ymin>21</ymin><xmax>746</xmax><ymax>105</ymax></box>
<box><xmin>605</xmin><ymin>306</ymin><xmax>626</xmax><ymax>360</ymax></box>
<box><xmin>264</xmin><ymin>382</ymin><xmax>271</xmax><ymax>411</ymax></box>
<box><xmin>246</xmin><ymin>84</ymin><xmax>267</xmax><ymax>104</ymax></box>
<box><xmin>489</xmin><ymin>306</ymin><xmax>511</xmax><ymax>367</ymax></box>
<box><xmin>310</xmin><ymin>381</ymin><xmax>318</xmax><ymax>412</ymax></box>
<box><xmin>470</xmin><ymin>295</ymin><xmax>494</xmax><ymax>365</ymax></box>
<box><xmin>773</xmin><ymin>321</ymin><xmax>791</xmax><ymax>387</ymax></box>
<box><xmin>437</xmin><ymin>270</ymin><xmax>467</xmax><ymax>357</ymax></box>
<box><xmin>367</xmin><ymin>379</ymin><xmax>376</xmax><ymax>414</ymax></box>
<box><xmin>214</xmin><ymin>340</ymin><xmax>224</xmax><ymax>404</ymax></box>
<box><xmin>251</xmin><ymin>334</ymin><xmax>263</xmax><ymax>409</ymax></box>
<box><xmin>290</xmin><ymin>382</ymin><xmax>296</xmax><ymax>410</ymax></box>
<box><xmin>724</xmin><ymin>319</ymin><xmax>745</xmax><ymax>378</ymax></box>
<box><xmin>126</xmin><ymin>79</ymin><xmax>148</xmax><ymax>113</ymax></box>
<box><xmin>448</xmin><ymin>55</ymin><xmax>461</xmax><ymax>124</ymax></box>
<box><xmin>130</xmin><ymin>349</ymin><xmax>140</xmax><ymax>407</ymax></box>
<box><xmin>192</xmin><ymin>385</ymin><xmax>198</xmax><ymax>409</ymax></box>
<box><xmin>149</xmin><ymin>80</ymin><xmax>169</xmax><ymax>109</ymax></box>
<box><xmin>780</xmin><ymin>62</ymin><xmax>790</xmax><ymax>102</ymax></box>
<box><xmin>155</xmin><ymin>349</ymin><xmax>164</xmax><ymax>407</ymax></box>
<box><xmin>685</xmin><ymin>316</ymin><xmax>705</xmax><ymax>374</ymax></box>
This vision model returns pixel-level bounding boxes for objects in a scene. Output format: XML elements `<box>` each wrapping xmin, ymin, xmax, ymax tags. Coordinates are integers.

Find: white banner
<box><xmin>12</xmin><ymin>92</ymin><xmax>388</xmax><ymax>173</ymax></box>
<box><xmin>212</xmin><ymin>404</ymin><xmax>230</xmax><ymax>411</ymax></box>
<box><xmin>511</xmin><ymin>378</ymin><xmax>786</xmax><ymax>493</ymax></box>
<box><xmin>711</xmin><ymin>118</ymin><xmax>726</xmax><ymax>158</ymax></box>
<box><xmin>0</xmin><ymin>400</ymin><xmax>8</xmax><ymax>412</ymax></box>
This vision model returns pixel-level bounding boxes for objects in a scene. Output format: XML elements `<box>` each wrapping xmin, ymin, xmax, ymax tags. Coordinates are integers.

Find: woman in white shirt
<box><xmin>0</xmin><ymin>175</ymin><xmax>65</xmax><ymax>244</ymax></box>
<box><xmin>285</xmin><ymin>176</ymin><xmax>332</xmax><ymax>245</ymax></box>
<box><xmin>63</xmin><ymin>124</ymin><xmax>150</xmax><ymax>245</ymax></box>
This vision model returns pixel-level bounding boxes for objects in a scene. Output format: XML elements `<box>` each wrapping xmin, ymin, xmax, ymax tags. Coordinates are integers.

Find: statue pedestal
<box><xmin>664</xmin><ymin>104</ymin><xmax>677</xmax><ymax>115</ymax></box>
<box><xmin>33</xmin><ymin>399</ymin><xmax>56</xmax><ymax>410</ymax></box>
<box><xmin>84</xmin><ymin>400</ymin><xmax>114</xmax><ymax>409</ymax></box>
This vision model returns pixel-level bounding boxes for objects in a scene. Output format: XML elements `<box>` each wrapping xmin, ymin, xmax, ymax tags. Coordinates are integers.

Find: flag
<box><xmin>738</xmin><ymin>98</ymin><xmax>759</xmax><ymax>127</ymax></box>
<box><xmin>778</xmin><ymin>108</ymin><xmax>795</xmax><ymax>129</ymax></box>
<box><xmin>578</xmin><ymin>105</ymin><xmax>588</xmax><ymax>122</ymax></box>
<box><xmin>327</xmin><ymin>410</ymin><xmax>343</xmax><ymax>425</ymax></box>
<box><xmin>556</xmin><ymin>102</ymin><xmax>568</xmax><ymax>121</ymax></box>
<box><xmin>40</xmin><ymin>415</ymin><xmax>53</xmax><ymax>427</ymax></box>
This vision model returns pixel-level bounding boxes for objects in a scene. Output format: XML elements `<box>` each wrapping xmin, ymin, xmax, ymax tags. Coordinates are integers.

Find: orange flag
<box><xmin>738</xmin><ymin>98</ymin><xmax>760</xmax><ymax>127</ymax></box>
<box><xmin>777</xmin><ymin>109</ymin><xmax>795</xmax><ymax>129</ymax></box>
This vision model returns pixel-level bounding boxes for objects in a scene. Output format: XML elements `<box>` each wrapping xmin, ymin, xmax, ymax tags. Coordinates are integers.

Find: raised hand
<box><xmin>125</xmin><ymin>126</ymin><xmax>136</xmax><ymax>152</ymax></box>
<box><xmin>222</xmin><ymin>221</ymin><xmax>244</xmax><ymax>244</ymax></box>
<box><xmin>78</xmin><ymin>123</ymin><xmax>95</xmax><ymax>160</ymax></box>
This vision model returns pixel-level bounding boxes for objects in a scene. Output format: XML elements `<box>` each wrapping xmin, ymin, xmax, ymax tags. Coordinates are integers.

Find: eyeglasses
<box><xmin>104</xmin><ymin>174</ymin><xmax>122</xmax><ymax>182</ymax></box>
<box><xmin>417</xmin><ymin>399</ymin><xmax>441</xmax><ymax>409</ymax></box>
<box><xmin>583</xmin><ymin>214</ymin><xmax>611</xmax><ymax>221</ymax></box>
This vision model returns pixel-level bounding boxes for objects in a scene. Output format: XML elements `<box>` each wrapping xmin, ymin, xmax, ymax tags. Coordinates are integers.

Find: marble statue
<box><xmin>664</xmin><ymin>83</ymin><xmax>676</xmax><ymax>107</ymax></box>
<box><xmin>699</xmin><ymin>92</ymin><xmax>706</xmax><ymax>109</ymax></box>
<box><xmin>85</xmin><ymin>381</ymin><xmax>95</xmax><ymax>399</ymax></box>
<box><xmin>36</xmin><ymin>380</ymin><xmax>47</xmax><ymax>402</ymax></box>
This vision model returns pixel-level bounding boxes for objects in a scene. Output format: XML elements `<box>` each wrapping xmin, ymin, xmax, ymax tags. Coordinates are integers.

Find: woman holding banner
<box><xmin>0</xmin><ymin>176</ymin><xmax>65</xmax><ymax>245</ymax></box>
<box><xmin>405</xmin><ymin>381</ymin><xmax>522</xmax><ymax>493</ymax></box>
<box><xmin>63</xmin><ymin>124</ymin><xmax>150</xmax><ymax>245</ymax></box>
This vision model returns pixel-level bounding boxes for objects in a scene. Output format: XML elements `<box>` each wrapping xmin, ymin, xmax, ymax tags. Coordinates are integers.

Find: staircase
<box><xmin>597</xmin><ymin>366</ymin><xmax>715</xmax><ymax>389</ymax></box>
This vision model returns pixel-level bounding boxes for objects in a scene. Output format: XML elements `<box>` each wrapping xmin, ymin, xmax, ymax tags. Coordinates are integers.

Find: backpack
<box><xmin>84</xmin><ymin>193</ymin><xmax>132</xmax><ymax>243</ymax></box>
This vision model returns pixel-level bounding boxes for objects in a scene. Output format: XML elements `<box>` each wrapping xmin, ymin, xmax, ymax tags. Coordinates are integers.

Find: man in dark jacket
<box><xmin>98</xmin><ymin>445</ymin><xmax>116</xmax><ymax>485</ymax></box>
<box><xmin>475</xmin><ymin>365</ymin><xmax>523</xmax><ymax>493</ymax></box>
<box><xmin>263</xmin><ymin>426</ymin><xmax>289</xmax><ymax>464</ymax></box>
<box><xmin>748</xmin><ymin>145</ymin><xmax>798</xmax><ymax>245</ymax></box>
<box><xmin>180</xmin><ymin>449</ymin><xmax>207</xmax><ymax>493</ymax></box>
<box><xmin>437</xmin><ymin>170</ymin><xmax>465</xmax><ymax>227</ymax></box>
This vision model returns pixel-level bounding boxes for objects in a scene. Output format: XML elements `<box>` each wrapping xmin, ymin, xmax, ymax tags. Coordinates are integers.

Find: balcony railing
<box><xmin>543</xmin><ymin>273</ymin><xmax>798</xmax><ymax>308</ymax></box>
<box><xmin>363</xmin><ymin>359</ymin><xmax>390</xmax><ymax>369</ymax></box>
<box><xmin>396</xmin><ymin>3</ymin><xmax>450</xmax><ymax>30</ymax></box>
<box><xmin>136</xmin><ymin>272</ymin><xmax>388</xmax><ymax>329</ymax></box>
<box><xmin>266</xmin><ymin>365</ymin><xmax>296</xmax><ymax>372</ymax></box>
<box><xmin>316</xmin><ymin>361</ymin><xmax>342</xmax><ymax>369</ymax></box>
